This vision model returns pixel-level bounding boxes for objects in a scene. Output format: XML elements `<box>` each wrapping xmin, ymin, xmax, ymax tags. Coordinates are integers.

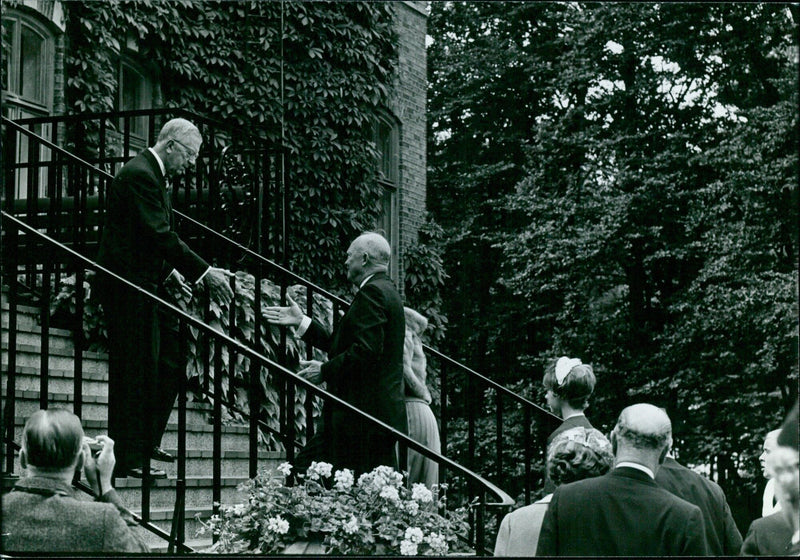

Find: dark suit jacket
<box><xmin>741</xmin><ymin>511</ymin><xmax>795</xmax><ymax>556</ymax></box>
<box><xmin>96</xmin><ymin>149</ymin><xmax>207</xmax><ymax>292</ymax></box>
<box><xmin>302</xmin><ymin>271</ymin><xmax>407</xmax><ymax>472</ymax></box>
<box><xmin>543</xmin><ymin>414</ymin><xmax>594</xmax><ymax>493</ymax></box>
<box><xmin>535</xmin><ymin>466</ymin><xmax>708</xmax><ymax>556</ymax></box>
<box><xmin>656</xmin><ymin>456</ymin><xmax>743</xmax><ymax>555</ymax></box>
<box><xmin>1</xmin><ymin>476</ymin><xmax>149</xmax><ymax>553</ymax></box>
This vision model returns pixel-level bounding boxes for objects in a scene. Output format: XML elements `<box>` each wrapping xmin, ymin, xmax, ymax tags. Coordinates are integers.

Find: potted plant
<box><xmin>198</xmin><ymin>462</ymin><xmax>470</xmax><ymax>555</ymax></box>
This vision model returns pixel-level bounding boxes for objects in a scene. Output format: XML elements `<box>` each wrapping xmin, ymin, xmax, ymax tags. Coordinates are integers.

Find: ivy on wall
<box><xmin>63</xmin><ymin>0</ymin><xmax>398</xmax><ymax>295</ymax></box>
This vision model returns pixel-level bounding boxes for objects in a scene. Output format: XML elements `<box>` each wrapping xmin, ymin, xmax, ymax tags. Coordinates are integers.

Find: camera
<box><xmin>84</xmin><ymin>437</ymin><xmax>103</xmax><ymax>457</ymax></box>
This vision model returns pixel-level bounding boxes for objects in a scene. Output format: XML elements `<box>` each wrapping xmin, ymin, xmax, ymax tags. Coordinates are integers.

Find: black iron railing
<box><xmin>2</xmin><ymin>113</ymin><xmax>559</xmax><ymax>546</ymax></box>
<box><xmin>2</xmin><ymin>211</ymin><xmax>513</xmax><ymax>553</ymax></box>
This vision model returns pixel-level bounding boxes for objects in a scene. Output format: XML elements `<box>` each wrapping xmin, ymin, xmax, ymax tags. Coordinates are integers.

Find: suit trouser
<box><xmin>101</xmin><ymin>284</ymin><xmax>182</xmax><ymax>473</ymax></box>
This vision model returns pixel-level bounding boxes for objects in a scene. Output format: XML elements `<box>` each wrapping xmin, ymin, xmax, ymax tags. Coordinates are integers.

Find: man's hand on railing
<box><xmin>203</xmin><ymin>267</ymin><xmax>234</xmax><ymax>307</ymax></box>
<box><xmin>82</xmin><ymin>435</ymin><xmax>116</xmax><ymax>496</ymax></box>
<box><xmin>264</xmin><ymin>294</ymin><xmax>303</xmax><ymax>328</ymax></box>
<box><xmin>298</xmin><ymin>359</ymin><xmax>323</xmax><ymax>384</ymax></box>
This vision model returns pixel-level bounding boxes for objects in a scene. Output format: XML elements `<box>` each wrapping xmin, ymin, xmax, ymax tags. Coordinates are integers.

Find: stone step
<box><xmin>2</xmin><ymin>349</ymin><xmax>108</xmax><ymax>375</ymax></box>
<box><xmin>2</xmin><ymin>328</ymin><xmax>75</xmax><ymax>350</ymax></box>
<box><xmin>113</xmin><ymin>474</ymin><xmax>252</xmax><ymax>509</ymax></box>
<box><xmin>2</xmin><ymin>366</ymin><xmax>111</xmax><ymax>397</ymax></box>
<box><xmin>5</xmin><ymin>389</ymin><xmax>214</xmax><ymax>425</ymax></box>
<box><xmin>6</xmin><ymin>416</ymin><xmax>255</xmax><ymax>453</ymax></box>
<box><xmin>1</xmin><ymin>338</ymin><xmax>107</xmax><ymax>360</ymax></box>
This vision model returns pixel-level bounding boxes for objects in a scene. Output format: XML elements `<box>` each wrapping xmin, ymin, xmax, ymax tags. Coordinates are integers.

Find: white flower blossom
<box><xmin>400</xmin><ymin>539</ymin><xmax>418</xmax><ymax>556</ymax></box>
<box><xmin>404</xmin><ymin>500</ymin><xmax>419</xmax><ymax>516</ymax></box>
<box><xmin>404</xmin><ymin>527</ymin><xmax>424</xmax><ymax>544</ymax></box>
<box><xmin>307</xmin><ymin>461</ymin><xmax>333</xmax><ymax>480</ymax></box>
<box><xmin>425</xmin><ymin>532</ymin><xmax>448</xmax><ymax>555</ymax></box>
<box><xmin>266</xmin><ymin>515</ymin><xmax>290</xmax><ymax>534</ymax></box>
<box><xmin>334</xmin><ymin>468</ymin><xmax>354</xmax><ymax>491</ymax></box>
<box><xmin>411</xmin><ymin>483</ymin><xmax>433</xmax><ymax>504</ymax></box>
<box><xmin>379</xmin><ymin>485</ymin><xmax>400</xmax><ymax>503</ymax></box>
<box><xmin>342</xmin><ymin>515</ymin><xmax>359</xmax><ymax>535</ymax></box>
<box><xmin>277</xmin><ymin>462</ymin><xmax>293</xmax><ymax>477</ymax></box>
<box><xmin>231</xmin><ymin>503</ymin><xmax>248</xmax><ymax>516</ymax></box>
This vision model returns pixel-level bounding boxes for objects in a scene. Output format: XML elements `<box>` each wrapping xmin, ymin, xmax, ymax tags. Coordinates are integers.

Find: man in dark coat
<box><xmin>1</xmin><ymin>409</ymin><xmax>149</xmax><ymax>553</ymax></box>
<box><xmin>96</xmin><ymin>118</ymin><xmax>233</xmax><ymax>478</ymax></box>
<box><xmin>535</xmin><ymin>403</ymin><xmax>708</xmax><ymax>557</ymax></box>
<box><xmin>265</xmin><ymin>232</ymin><xmax>407</xmax><ymax>475</ymax></box>
<box><xmin>741</xmin><ymin>510</ymin><xmax>795</xmax><ymax>555</ymax></box>
<box><xmin>656</xmin><ymin>454</ymin><xmax>742</xmax><ymax>555</ymax></box>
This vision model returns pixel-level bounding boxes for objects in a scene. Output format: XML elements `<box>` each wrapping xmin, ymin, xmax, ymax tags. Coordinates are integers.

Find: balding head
<box><xmin>612</xmin><ymin>404</ymin><xmax>672</xmax><ymax>472</ymax></box>
<box><xmin>21</xmin><ymin>409</ymin><xmax>84</xmax><ymax>472</ymax></box>
<box><xmin>345</xmin><ymin>232</ymin><xmax>391</xmax><ymax>285</ymax></box>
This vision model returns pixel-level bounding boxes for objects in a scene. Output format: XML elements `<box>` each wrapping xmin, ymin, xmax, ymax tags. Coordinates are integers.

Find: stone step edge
<box><xmin>5</xmin><ymin>446</ymin><xmax>281</xmax><ymax>461</ymax></box>
<box><xmin>5</xmin><ymin>389</ymin><xmax>213</xmax><ymax>411</ymax></box>
<box><xmin>9</xmin><ymin>416</ymin><xmax>253</xmax><ymax>435</ymax></box>
<box><xmin>1</xmin><ymin>340</ymin><xmax>108</xmax><ymax>360</ymax></box>
<box><xmin>1</xmin><ymin>321</ymin><xmax>75</xmax><ymax>339</ymax></box>
<box><xmin>114</xmin><ymin>474</ymin><xmax>252</xmax><ymax>489</ymax></box>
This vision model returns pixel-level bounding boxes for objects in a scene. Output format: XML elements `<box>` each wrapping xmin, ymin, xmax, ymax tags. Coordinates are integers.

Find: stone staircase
<box><xmin>1</xmin><ymin>290</ymin><xmax>284</xmax><ymax>551</ymax></box>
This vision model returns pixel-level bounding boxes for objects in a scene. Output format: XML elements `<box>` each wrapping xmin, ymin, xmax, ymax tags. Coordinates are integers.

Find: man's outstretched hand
<box><xmin>203</xmin><ymin>267</ymin><xmax>234</xmax><ymax>307</ymax></box>
<box><xmin>264</xmin><ymin>295</ymin><xmax>303</xmax><ymax>328</ymax></box>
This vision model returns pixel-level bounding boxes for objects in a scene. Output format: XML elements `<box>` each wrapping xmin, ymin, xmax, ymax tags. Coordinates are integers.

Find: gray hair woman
<box><xmin>494</xmin><ymin>426</ymin><xmax>613</xmax><ymax>556</ymax></box>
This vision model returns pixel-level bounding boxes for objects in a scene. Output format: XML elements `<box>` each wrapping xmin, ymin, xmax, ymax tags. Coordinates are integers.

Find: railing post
<box><xmin>2</xmin><ymin>122</ymin><xmax>18</xmax><ymax>209</ymax></box>
<box><xmin>249</xmin><ymin>265</ymin><xmax>262</xmax><ymax>479</ymax></box>
<box><xmin>2</xmin><ymin>221</ymin><xmax>19</xmax><ymax>473</ymax></box>
<box><xmin>212</xmin><ymin>328</ymin><xmax>223</xmax><ymax>529</ymax></box>
<box><xmin>439</xmin><ymin>361</ymin><xmax>448</xmax><ymax>487</ymax></box>
<box><xmin>38</xmin><ymin>249</ymin><xmax>52</xmax><ymax>410</ymax></box>
<box><xmin>524</xmin><ymin>406</ymin><xmax>532</xmax><ymax>505</ymax></box>
<box><xmin>170</xmin><ymin>320</ymin><xmax>189</xmax><ymax>554</ymax></box>
<box><xmin>495</xmin><ymin>391</ymin><xmax>502</xmax><ymax>481</ymax></box>
<box><xmin>73</xmin><ymin>267</ymin><xmax>85</xmax><ymax>419</ymax></box>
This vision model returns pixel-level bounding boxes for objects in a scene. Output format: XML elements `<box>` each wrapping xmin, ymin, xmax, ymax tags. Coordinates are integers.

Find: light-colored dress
<box><xmin>403</xmin><ymin>307</ymin><xmax>441</xmax><ymax>489</ymax></box>
<box><xmin>493</xmin><ymin>494</ymin><xmax>553</xmax><ymax>557</ymax></box>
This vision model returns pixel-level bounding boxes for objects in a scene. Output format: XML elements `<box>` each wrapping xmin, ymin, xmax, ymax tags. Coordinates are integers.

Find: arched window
<box><xmin>2</xmin><ymin>10</ymin><xmax>55</xmax><ymax>118</ymax></box>
<box><xmin>3</xmin><ymin>8</ymin><xmax>58</xmax><ymax>199</ymax></box>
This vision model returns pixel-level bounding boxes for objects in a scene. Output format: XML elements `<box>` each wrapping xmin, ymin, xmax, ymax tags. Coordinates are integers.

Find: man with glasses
<box><xmin>96</xmin><ymin>118</ymin><xmax>233</xmax><ymax>479</ymax></box>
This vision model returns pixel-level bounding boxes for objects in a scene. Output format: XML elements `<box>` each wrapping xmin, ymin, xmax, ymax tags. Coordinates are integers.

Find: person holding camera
<box><xmin>1</xmin><ymin>409</ymin><xmax>149</xmax><ymax>553</ymax></box>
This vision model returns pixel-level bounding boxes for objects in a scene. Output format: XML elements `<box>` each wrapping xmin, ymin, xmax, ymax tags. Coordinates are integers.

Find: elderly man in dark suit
<box><xmin>535</xmin><ymin>403</ymin><xmax>708</xmax><ymax>556</ymax></box>
<box><xmin>265</xmin><ymin>232</ymin><xmax>407</xmax><ymax>475</ymax></box>
<box><xmin>96</xmin><ymin>118</ymin><xmax>233</xmax><ymax>479</ymax></box>
<box><xmin>656</xmin><ymin>453</ymin><xmax>742</xmax><ymax>555</ymax></box>
<box><xmin>1</xmin><ymin>409</ymin><xmax>149</xmax><ymax>552</ymax></box>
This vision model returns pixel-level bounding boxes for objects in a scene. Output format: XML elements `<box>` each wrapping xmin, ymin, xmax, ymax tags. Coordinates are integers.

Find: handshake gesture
<box><xmin>264</xmin><ymin>296</ymin><xmax>323</xmax><ymax>384</ymax></box>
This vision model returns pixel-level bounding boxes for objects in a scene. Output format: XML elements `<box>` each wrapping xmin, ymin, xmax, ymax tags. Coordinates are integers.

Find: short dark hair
<box><xmin>547</xmin><ymin>427</ymin><xmax>613</xmax><ymax>486</ymax></box>
<box><xmin>22</xmin><ymin>409</ymin><xmax>84</xmax><ymax>470</ymax></box>
<box><xmin>542</xmin><ymin>360</ymin><xmax>596</xmax><ymax>409</ymax></box>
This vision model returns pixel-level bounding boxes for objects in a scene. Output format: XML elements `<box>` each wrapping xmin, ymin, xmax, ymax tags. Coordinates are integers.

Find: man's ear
<box><xmin>610</xmin><ymin>430</ymin><xmax>618</xmax><ymax>455</ymax></box>
<box><xmin>20</xmin><ymin>449</ymin><xmax>27</xmax><ymax>470</ymax></box>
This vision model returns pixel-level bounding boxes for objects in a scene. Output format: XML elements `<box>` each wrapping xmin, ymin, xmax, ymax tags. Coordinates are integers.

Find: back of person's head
<box><xmin>612</xmin><ymin>403</ymin><xmax>672</xmax><ymax>461</ymax></box>
<box><xmin>542</xmin><ymin>357</ymin><xmax>596</xmax><ymax>410</ymax></box>
<box><xmin>547</xmin><ymin>426</ymin><xmax>613</xmax><ymax>487</ymax></box>
<box><xmin>355</xmin><ymin>232</ymin><xmax>391</xmax><ymax>270</ymax></box>
<box><xmin>22</xmin><ymin>409</ymin><xmax>84</xmax><ymax>471</ymax></box>
<box><xmin>778</xmin><ymin>401</ymin><xmax>798</xmax><ymax>451</ymax></box>
<box><xmin>156</xmin><ymin>118</ymin><xmax>201</xmax><ymax>145</ymax></box>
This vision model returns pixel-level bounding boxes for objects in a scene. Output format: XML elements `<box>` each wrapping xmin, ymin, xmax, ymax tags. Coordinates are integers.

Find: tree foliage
<box><xmin>428</xmin><ymin>2</ymin><xmax>798</xmax><ymax>521</ymax></box>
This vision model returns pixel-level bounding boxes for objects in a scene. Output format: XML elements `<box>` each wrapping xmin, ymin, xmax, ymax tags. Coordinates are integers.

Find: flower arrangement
<box><xmin>198</xmin><ymin>462</ymin><xmax>470</xmax><ymax>555</ymax></box>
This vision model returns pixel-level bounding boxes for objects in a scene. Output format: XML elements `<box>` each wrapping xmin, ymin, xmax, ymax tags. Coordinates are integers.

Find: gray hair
<box><xmin>614</xmin><ymin>403</ymin><xmax>672</xmax><ymax>451</ymax></box>
<box><xmin>355</xmin><ymin>232</ymin><xmax>391</xmax><ymax>268</ymax></box>
<box><xmin>156</xmin><ymin>118</ymin><xmax>201</xmax><ymax>145</ymax></box>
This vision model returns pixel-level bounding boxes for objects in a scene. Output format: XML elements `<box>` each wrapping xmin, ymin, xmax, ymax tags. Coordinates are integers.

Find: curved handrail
<box><xmin>2</xmin><ymin>209</ymin><xmax>515</xmax><ymax>513</ymax></box>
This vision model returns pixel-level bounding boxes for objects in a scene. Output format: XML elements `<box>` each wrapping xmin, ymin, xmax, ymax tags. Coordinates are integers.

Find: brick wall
<box><xmin>391</xmin><ymin>1</ymin><xmax>428</xmax><ymax>295</ymax></box>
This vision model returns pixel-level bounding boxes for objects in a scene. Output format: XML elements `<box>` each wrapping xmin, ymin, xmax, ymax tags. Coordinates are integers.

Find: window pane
<box><xmin>121</xmin><ymin>64</ymin><xmax>151</xmax><ymax>137</ymax></box>
<box><xmin>20</xmin><ymin>24</ymin><xmax>45</xmax><ymax>103</ymax></box>
<box><xmin>2</xmin><ymin>20</ymin><xmax>14</xmax><ymax>92</ymax></box>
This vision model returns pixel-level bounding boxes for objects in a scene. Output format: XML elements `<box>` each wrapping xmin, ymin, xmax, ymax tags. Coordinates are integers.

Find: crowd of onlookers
<box><xmin>494</xmin><ymin>357</ymin><xmax>800</xmax><ymax>556</ymax></box>
<box><xmin>2</xmin><ymin>356</ymin><xmax>797</xmax><ymax>555</ymax></box>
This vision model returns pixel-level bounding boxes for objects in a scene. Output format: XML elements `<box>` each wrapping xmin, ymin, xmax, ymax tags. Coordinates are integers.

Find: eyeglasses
<box><xmin>171</xmin><ymin>138</ymin><xmax>199</xmax><ymax>162</ymax></box>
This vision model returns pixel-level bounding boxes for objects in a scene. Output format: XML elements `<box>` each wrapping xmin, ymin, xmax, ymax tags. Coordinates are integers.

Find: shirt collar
<box><xmin>148</xmin><ymin>147</ymin><xmax>166</xmax><ymax>178</ymax></box>
<box><xmin>14</xmin><ymin>475</ymin><xmax>75</xmax><ymax>497</ymax></box>
<box><xmin>359</xmin><ymin>273</ymin><xmax>376</xmax><ymax>289</ymax></box>
<box><xmin>563</xmin><ymin>411</ymin><xmax>585</xmax><ymax>421</ymax></box>
<box><xmin>615</xmin><ymin>462</ymin><xmax>655</xmax><ymax>479</ymax></box>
